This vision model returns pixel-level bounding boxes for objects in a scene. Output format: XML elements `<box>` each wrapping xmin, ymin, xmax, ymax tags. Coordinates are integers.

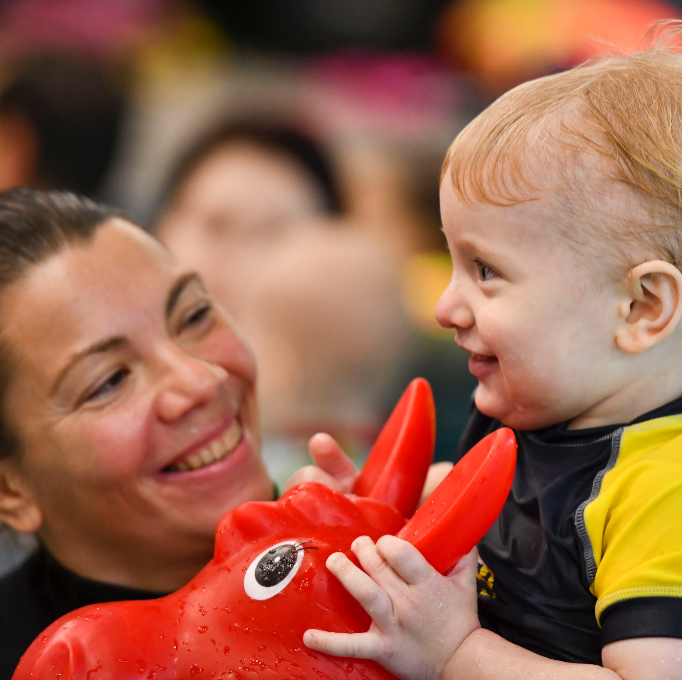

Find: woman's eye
<box><xmin>244</xmin><ymin>541</ymin><xmax>308</xmax><ymax>600</ymax></box>
<box><xmin>85</xmin><ymin>369</ymin><xmax>129</xmax><ymax>402</ymax></box>
<box><xmin>182</xmin><ymin>304</ymin><xmax>212</xmax><ymax>329</ymax></box>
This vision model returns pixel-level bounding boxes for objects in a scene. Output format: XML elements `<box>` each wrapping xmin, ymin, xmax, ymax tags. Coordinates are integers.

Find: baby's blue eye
<box><xmin>477</xmin><ymin>262</ymin><xmax>496</xmax><ymax>282</ymax></box>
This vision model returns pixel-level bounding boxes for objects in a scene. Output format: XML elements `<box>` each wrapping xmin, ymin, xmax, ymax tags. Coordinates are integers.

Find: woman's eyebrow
<box><xmin>51</xmin><ymin>337</ymin><xmax>128</xmax><ymax>396</ymax></box>
<box><xmin>166</xmin><ymin>272</ymin><xmax>203</xmax><ymax>320</ymax></box>
<box><xmin>52</xmin><ymin>273</ymin><xmax>204</xmax><ymax>396</ymax></box>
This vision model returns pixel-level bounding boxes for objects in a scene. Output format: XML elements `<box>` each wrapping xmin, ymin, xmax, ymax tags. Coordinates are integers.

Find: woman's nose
<box><xmin>155</xmin><ymin>347</ymin><xmax>228</xmax><ymax>423</ymax></box>
<box><xmin>435</xmin><ymin>278</ymin><xmax>475</xmax><ymax>330</ymax></box>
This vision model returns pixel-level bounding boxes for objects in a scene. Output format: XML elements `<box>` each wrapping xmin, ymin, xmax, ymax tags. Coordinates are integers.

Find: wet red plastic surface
<box><xmin>14</xmin><ymin>378</ymin><xmax>516</xmax><ymax>680</ymax></box>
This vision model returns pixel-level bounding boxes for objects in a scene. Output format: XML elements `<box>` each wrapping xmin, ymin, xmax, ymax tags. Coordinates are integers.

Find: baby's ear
<box><xmin>616</xmin><ymin>260</ymin><xmax>682</xmax><ymax>354</ymax></box>
<box><xmin>0</xmin><ymin>461</ymin><xmax>43</xmax><ymax>534</ymax></box>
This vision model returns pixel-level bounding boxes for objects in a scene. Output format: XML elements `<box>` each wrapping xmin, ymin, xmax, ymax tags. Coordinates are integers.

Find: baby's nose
<box><xmin>435</xmin><ymin>280</ymin><xmax>475</xmax><ymax>330</ymax></box>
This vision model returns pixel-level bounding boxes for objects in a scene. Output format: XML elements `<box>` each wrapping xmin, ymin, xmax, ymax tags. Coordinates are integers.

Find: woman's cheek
<box><xmin>81</xmin><ymin>408</ymin><xmax>153</xmax><ymax>479</ymax></box>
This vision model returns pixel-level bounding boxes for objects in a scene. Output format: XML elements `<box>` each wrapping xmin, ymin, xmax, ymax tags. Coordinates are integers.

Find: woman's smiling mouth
<box><xmin>163</xmin><ymin>420</ymin><xmax>243</xmax><ymax>473</ymax></box>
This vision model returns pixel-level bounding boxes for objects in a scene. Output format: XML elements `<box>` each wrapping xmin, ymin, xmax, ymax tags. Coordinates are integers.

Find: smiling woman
<box><xmin>0</xmin><ymin>188</ymin><xmax>274</xmax><ymax>676</ymax></box>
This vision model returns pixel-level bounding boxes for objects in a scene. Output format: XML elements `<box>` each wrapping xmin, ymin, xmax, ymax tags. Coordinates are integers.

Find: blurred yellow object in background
<box><xmin>438</xmin><ymin>0</ymin><xmax>681</xmax><ymax>93</ymax></box>
<box><xmin>403</xmin><ymin>251</ymin><xmax>453</xmax><ymax>336</ymax></box>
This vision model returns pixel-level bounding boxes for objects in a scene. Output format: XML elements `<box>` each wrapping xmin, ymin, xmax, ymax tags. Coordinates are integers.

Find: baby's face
<box><xmin>437</xmin><ymin>178</ymin><xmax>627</xmax><ymax>430</ymax></box>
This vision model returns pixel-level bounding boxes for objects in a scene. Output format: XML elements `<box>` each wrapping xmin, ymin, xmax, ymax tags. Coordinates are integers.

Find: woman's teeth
<box><xmin>167</xmin><ymin>421</ymin><xmax>243</xmax><ymax>473</ymax></box>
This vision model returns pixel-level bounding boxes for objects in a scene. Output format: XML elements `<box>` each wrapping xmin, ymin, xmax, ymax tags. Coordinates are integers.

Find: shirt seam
<box><xmin>623</xmin><ymin>413</ymin><xmax>682</xmax><ymax>433</ymax></box>
<box><xmin>596</xmin><ymin>586</ymin><xmax>682</xmax><ymax>625</ymax></box>
<box><xmin>574</xmin><ymin>427</ymin><xmax>624</xmax><ymax>588</ymax></box>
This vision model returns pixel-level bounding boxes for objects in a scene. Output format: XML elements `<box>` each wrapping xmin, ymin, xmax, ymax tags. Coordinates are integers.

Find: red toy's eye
<box><xmin>244</xmin><ymin>541</ymin><xmax>305</xmax><ymax>600</ymax></box>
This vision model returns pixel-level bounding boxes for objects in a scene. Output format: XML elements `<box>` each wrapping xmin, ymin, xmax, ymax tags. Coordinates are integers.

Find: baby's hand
<box><xmin>283</xmin><ymin>433</ymin><xmax>359</xmax><ymax>494</ymax></box>
<box><xmin>304</xmin><ymin>536</ymin><xmax>480</xmax><ymax>680</ymax></box>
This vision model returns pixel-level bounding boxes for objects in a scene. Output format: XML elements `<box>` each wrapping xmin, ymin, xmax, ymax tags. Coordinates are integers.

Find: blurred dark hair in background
<box><xmin>156</xmin><ymin>118</ymin><xmax>344</xmax><ymax>219</ymax></box>
<box><xmin>0</xmin><ymin>54</ymin><xmax>129</xmax><ymax>198</ymax></box>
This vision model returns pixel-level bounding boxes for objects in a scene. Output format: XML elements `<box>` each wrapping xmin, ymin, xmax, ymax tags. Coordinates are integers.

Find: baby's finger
<box><xmin>350</xmin><ymin>536</ymin><xmax>405</xmax><ymax>593</ymax></box>
<box><xmin>327</xmin><ymin>552</ymin><xmax>394</xmax><ymax>626</ymax></box>
<box><xmin>376</xmin><ymin>535</ymin><xmax>433</xmax><ymax>585</ymax></box>
<box><xmin>303</xmin><ymin>629</ymin><xmax>382</xmax><ymax>660</ymax></box>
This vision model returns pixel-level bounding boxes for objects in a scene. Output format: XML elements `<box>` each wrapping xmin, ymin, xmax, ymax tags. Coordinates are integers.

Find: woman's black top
<box><xmin>0</xmin><ymin>545</ymin><xmax>165</xmax><ymax>678</ymax></box>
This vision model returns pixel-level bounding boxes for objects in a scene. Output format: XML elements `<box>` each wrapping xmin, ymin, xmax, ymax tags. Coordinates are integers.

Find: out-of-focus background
<box><xmin>0</xmin><ymin>0</ymin><xmax>679</xmax><ymax>488</ymax></box>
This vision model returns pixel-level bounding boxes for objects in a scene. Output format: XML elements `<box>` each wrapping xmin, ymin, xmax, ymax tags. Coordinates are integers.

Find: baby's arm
<box><xmin>304</xmin><ymin>537</ymin><xmax>680</xmax><ymax>679</ymax></box>
<box><xmin>446</xmin><ymin>629</ymin><xmax>681</xmax><ymax>679</ymax></box>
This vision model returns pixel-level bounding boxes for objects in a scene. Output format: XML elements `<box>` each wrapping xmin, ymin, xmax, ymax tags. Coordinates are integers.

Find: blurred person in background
<box><xmin>237</xmin><ymin>223</ymin><xmax>412</xmax><ymax>484</ymax></box>
<box><xmin>154</xmin><ymin>120</ymin><xmax>344</xmax><ymax>321</ymax></box>
<box><xmin>154</xmin><ymin>119</ymin><xmax>414</xmax><ymax>484</ymax></box>
<box><xmin>0</xmin><ymin>53</ymin><xmax>129</xmax><ymax>199</ymax></box>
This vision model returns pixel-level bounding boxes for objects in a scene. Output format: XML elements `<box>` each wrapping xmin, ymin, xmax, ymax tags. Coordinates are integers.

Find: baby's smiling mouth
<box><xmin>163</xmin><ymin>421</ymin><xmax>243</xmax><ymax>473</ymax></box>
<box><xmin>471</xmin><ymin>353</ymin><xmax>497</xmax><ymax>362</ymax></box>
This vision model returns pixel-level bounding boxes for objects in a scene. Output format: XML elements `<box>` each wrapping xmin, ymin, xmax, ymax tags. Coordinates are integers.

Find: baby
<box><xmin>297</xmin><ymin>23</ymin><xmax>682</xmax><ymax>679</ymax></box>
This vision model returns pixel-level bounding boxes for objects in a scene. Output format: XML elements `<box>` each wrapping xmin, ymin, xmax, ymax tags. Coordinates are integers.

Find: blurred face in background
<box><xmin>156</xmin><ymin>140</ymin><xmax>329</xmax><ymax>321</ymax></box>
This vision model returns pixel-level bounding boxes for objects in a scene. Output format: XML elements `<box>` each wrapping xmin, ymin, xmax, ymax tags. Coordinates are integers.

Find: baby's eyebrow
<box><xmin>458</xmin><ymin>234</ymin><xmax>492</xmax><ymax>254</ymax></box>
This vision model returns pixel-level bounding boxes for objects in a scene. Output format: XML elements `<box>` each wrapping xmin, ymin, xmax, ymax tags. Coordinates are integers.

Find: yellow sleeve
<box><xmin>580</xmin><ymin>415</ymin><xmax>682</xmax><ymax>625</ymax></box>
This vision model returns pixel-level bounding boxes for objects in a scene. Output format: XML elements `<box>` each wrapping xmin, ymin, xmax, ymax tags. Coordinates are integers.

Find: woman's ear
<box><xmin>0</xmin><ymin>460</ymin><xmax>43</xmax><ymax>534</ymax></box>
<box><xmin>616</xmin><ymin>260</ymin><xmax>682</xmax><ymax>354</ymax></box>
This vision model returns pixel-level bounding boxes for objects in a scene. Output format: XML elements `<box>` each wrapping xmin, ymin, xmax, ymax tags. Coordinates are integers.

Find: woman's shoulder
<box><xmin>0</xmin><ymin>544</ymin><xmax>170</xmax><ymax>677</ymax></box>
<box><xmin>0</xmin><ymin>547</ymin><xmax>57</xmax><ymax>678</ymax></box>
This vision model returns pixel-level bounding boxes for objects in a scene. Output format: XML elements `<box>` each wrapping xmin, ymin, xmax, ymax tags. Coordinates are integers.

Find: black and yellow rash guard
<box><xmin>455</xmin><ymin>394</ymin><xmax>682</xmax><ymax>665</ymax></box>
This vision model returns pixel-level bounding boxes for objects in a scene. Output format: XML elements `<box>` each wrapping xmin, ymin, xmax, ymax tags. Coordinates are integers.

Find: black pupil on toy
<box><xmin>255</xmin><ymin>544</ymin><xmax>298</xmax><ymax>587</ymax></box>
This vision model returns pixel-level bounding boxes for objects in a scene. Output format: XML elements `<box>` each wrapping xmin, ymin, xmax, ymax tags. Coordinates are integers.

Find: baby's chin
<box><xmin>474</xmin><ymin>390</ymin><xmax>560</xmax><ymax>431</ymax></box>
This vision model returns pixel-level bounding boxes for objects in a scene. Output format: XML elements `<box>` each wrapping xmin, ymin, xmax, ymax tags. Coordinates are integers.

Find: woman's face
<box><xmin>0</xmin><ymin>219</ymin><xmax>272</xmax><ymax>581</ymax></box>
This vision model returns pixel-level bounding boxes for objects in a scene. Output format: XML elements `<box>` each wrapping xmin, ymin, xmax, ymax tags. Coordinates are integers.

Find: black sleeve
<box><xmin>601</xmin><ymin>597</ymin><xmax>682</xmax><ymax>644</ymax></box>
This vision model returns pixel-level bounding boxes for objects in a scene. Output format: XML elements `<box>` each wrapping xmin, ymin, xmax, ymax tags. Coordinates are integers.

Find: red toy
<box><xmin>14</xmin><ymin>378</ymin><xmax>516</xmax><ymax>680</ymax></box>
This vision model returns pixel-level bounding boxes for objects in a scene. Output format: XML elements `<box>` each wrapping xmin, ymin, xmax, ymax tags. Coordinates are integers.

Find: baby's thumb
<box><xmin>308</xmin><ymin>433</ymin><xmax>358</xmax><ymax>491</ymax></box>
<box><xmin>446</xmin><ymin>546</ymin><xmax>478</xmax><ymax>584</ymax></box>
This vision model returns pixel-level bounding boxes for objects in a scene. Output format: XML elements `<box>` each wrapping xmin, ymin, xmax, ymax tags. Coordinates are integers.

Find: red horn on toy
<box><xmin>352</xmin><ymin>378</ymin><xmax>435</xmax><ymax>518</ymax></box>
<box><xmin>398</xmin><ymin>427</ymin><xmax>517</xmax><ymax>574</ymax></box>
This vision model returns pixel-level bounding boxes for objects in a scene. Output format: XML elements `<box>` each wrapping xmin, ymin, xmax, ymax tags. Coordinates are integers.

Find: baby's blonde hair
<box><xmin>442</xmin><ymin>20</ymin><xmax>682</xmax><ymax>271</ymax></box>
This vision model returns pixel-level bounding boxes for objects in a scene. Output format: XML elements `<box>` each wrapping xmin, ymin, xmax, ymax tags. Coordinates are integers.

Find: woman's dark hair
<box><xmin>0</xmin><ymin>188</ymin><xmax>126</xmax><ymax>460</ymax></box>
<box><xmin>155</xmin><ymin>119</ymin><xmax>344</xmax><ymax>219</ymax></box>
